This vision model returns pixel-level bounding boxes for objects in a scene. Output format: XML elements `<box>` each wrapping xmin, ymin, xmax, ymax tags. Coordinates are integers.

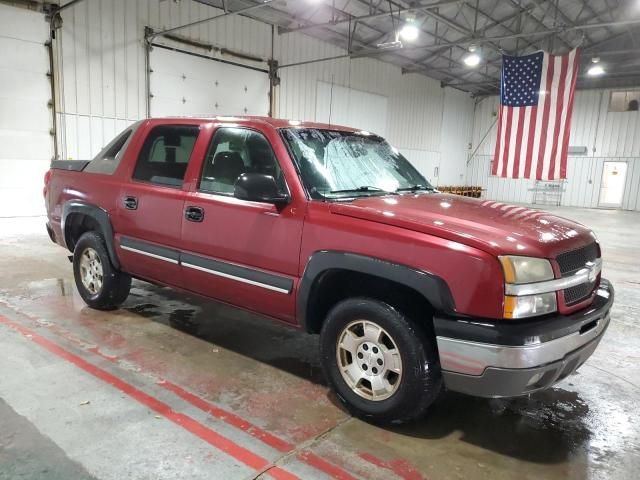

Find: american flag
<box><xmin>493</xmin><ymin>49</ymin><xmax>579</xmax><ymax>180</ymax></box>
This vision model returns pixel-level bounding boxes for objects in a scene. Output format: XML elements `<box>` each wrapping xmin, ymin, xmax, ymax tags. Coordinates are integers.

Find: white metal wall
<box><xmin>439</xmin><ymin>88</ymin><xmax>474</xmax><ymax>185</ymax></box>
<box><xmin>53</xmin><ymin>0</ymin><xmax>273</xmax><ymax>160</ymax></box>
<box><xmin>467</xmin><ymin>89</ymin><xmax>640</xmax><ymax>211</ymax></box>
<box><xmin>276</xmin><ymin>32</ymin><xmax>444</xmax><ymax>152</ymax></box>
<box><xmin>467</xmin><ymin>155</ymin><xmax>640</xmax><ymax>210</ymax></box>
<box><xmin>0</xmin><ymin>4</ymin><xmax>52</xmax><ymax>217</ymax></box>
<box><xmin>315</xmin><ymin>81</ymin><xmax>388</xmax><ymax>137</ymax></box>
<box><xmin>52</xmin><ymin>0</ymin><xmax>474</xmax><ymax>185</ymax></box>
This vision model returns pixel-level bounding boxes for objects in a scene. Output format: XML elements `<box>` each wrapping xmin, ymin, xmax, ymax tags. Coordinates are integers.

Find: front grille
<box><xmin>556</xmin><ymin>242</ymin><xmax>600</xmax><ymax>306</ymax></box>
<box><xmin>556</xmin><ymin>242</ymin><xmax>599</xmax><ymax>276</ymax></box>
<box><xmin>564</xmin><ymin>280</ymin><xmax>597</xmax><ymax>305</ymax></box>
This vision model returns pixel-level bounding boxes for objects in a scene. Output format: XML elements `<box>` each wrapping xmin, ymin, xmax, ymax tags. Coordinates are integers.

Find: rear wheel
<box><xmin>73</xmin><ymin>231</ymin><xmax>131</xmax><ymax>310</ymax></box>
<box><xmin>320</xmin><ymin>297</ymin><xmax>442</xmax><ymax>425</ymax></box>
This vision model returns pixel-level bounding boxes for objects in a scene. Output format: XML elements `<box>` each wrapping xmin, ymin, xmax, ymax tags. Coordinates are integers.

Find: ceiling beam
<box><xmin>148</xmin><ymin>0</ymin><xmax>275</xmax><ymax>40</ymax></box>
<box><xmin>403</xmin><ymin>5</ymin><xmax>535</xmax><ymax>75</ymax></box>
<box><xmin>278</xmin><ymin>0</ymin><xmax>463</xmax><ymax>35</ymax></box>
<box><xmin>349</xmin><ymin>16</ymin><xmax>640</xmax><ymax>59</ymax></box>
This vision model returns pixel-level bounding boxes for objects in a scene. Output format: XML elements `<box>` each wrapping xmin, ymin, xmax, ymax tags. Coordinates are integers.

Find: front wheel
<box><xmin>73</xmin><ymin>231</ymin><xmax>131</xmax><ymax>310</ymax></box>
<box><xmin>320</xmin><ymin>297</ymin><xmax>443</xmax><ymax>425</ymax></box>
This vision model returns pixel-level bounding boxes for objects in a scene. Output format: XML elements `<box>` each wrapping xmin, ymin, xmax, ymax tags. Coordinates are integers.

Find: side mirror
<box><xmin>234</xmin><ymin>173</ymin><xmax>289</xmax><ymax>206</ymax></box>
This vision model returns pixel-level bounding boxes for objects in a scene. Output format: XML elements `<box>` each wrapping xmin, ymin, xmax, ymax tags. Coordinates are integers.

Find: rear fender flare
<box><xmin>62</xmin><ymin>201</ymin><xmax>120</xmax><ymax>269</ymax></box>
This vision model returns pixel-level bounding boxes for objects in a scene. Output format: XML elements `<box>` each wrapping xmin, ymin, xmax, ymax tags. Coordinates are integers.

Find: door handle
<box><xmin>185</xmin><ymin>206</ymin><xmax>204</xmax><ymax>222</ymax></box>
<box><xmin>124</xmin><ymin>196</ymin><xmax>138</xmax><ymax>210</ymax></box>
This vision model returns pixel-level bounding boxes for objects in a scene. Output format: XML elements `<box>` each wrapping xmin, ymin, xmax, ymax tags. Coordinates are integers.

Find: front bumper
<box><xmin>434</xmin><ymin>279</ymin><xmax>614</xmax><ymax>398</ymax></box>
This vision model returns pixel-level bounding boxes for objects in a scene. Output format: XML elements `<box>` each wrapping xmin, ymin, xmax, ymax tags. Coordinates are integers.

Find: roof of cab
<box><xmin>147</xmin><ymin>116</ymin><xmax>363</xmax><ymax>133</ymax></box>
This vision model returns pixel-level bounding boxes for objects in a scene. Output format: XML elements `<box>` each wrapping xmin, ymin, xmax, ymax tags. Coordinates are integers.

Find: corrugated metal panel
<box><xmin>467</xmin><ymin>154</ymin><xmax>640</xmax><ymax>211</ymax></box>
<box><xmin>439</xmin><ymin>88</ymin><xmax>473</xmax><ymax>185</ymax></box>
<box><xmin>54</xmin><ymin>0</ymin><xmax>474</xmax><ymax>186</ymax></box>
<box><xmin>54</xmin><ymin>0</ymin><xmax>272</xmax><ymax>159</ymax></box>
<box><xmin>470</xmin><ymin>89</ymin><xmax>640</xmax><ymax>159</ymax></box>
<box><xmin>274</xmin><ymin>31</ymin><xmax>448</xmax><ymax>153</ymax></box>
<box><xmin>468</xmin><ymin>88</ymin><xmax>640</xmax><ymax>211</ymax></box>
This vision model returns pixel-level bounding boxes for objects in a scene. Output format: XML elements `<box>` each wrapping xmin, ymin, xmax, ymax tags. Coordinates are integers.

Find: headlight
<box><xmin>499</xmin><ymin>256</ymin><xmax>554</xmax><ymax>284</ymax></box>
<box><xmin>499</xmin><ymin>256</ymin><xmax>557</xmax><ymax>319</ymax></box>
<box><xmin>504</xmin><ymin>293</ymin><xmax>557</xmax><ymax>319</ymax></box>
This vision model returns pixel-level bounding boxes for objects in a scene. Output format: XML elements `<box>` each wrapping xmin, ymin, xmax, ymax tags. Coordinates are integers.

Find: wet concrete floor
<box><xmin>0</xmin><ymin>206</ymin><xmax>638</xmax><ymax>479</ymax></box>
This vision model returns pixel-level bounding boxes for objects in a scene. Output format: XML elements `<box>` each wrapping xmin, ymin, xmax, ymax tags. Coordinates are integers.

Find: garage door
<box><xmin>0</xmin><ymin>4</ymin><xmax>52</xmax><ymax>217</ymax></box>
<box><xmin>149</xmin><ymin>46</ymin><xmax>270</xmax><ymax>118</ymax></box>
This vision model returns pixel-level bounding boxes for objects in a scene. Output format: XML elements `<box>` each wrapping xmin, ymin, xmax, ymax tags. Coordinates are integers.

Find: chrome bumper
<box><xmin>435</xmin><ymin>280</ymin><xmax>614</xmax><ymax>398</ymax></box>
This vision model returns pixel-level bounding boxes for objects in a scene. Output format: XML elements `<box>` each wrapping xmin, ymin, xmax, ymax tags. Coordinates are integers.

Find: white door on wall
<box><xmin>149</xmin><ymin>46</ymin><xmax>270</xmax><ymax>117</ymax></box>
<box><xmin>0</xmin><ymin>4</ymin><xmax>52</xmax><ymax>217</ymax></box>
<box><xmin>315</xmin><ymin>81</ymin><xmax>388</xmax><ymax>137</ymax></box>
<box><xmin>599</xmin><ymin>161</ymin><xmax>628</xmax><ymax>208</ymax></box>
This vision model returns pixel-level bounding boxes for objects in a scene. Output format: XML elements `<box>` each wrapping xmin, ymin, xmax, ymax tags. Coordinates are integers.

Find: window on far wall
<box><xmin>609</xmin><ymin>90</ymin><xmax>640</xmax><ymax>112</ymax></box>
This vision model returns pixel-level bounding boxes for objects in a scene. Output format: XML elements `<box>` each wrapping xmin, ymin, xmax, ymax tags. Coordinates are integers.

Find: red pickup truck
<box><xmin>44</xmin><ymin>117</ymin><xmax>613</xmax><ymax>424</ymax></box>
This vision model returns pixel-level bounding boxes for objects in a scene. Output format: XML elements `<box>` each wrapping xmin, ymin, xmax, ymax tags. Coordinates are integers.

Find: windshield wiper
<box><xmin>396</xmin><ymin>184</ymin><xmax>435</xmax><ymax>193</ymax></box>
<box><xmin>329</xmin><ymin>186</ymin><xmax>393</xmax><ymax>194</ymax></box>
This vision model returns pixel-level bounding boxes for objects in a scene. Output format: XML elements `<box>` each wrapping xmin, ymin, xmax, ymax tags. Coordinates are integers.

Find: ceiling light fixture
<box><xmin>377</xmin><ymin>40</ymin><xmax>403</xmax><ymax>49</ymax></box>
<box><xmin>463</xmin><ymin>44</ymin><xmax>481</xmax><ymax>67</ymax></box>
<box><xmin>587</xmin><ymin>57</ymin><xmax>605</xmax><ymax>76</ymax></box>
<box><xmin>399</xmin><ymin>15</ymin><xmax>419</xmax><ymax>42</ymax></box>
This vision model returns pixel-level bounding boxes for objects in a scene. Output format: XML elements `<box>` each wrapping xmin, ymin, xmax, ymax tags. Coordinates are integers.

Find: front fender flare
<box><xmin>297</xmin><ymin>251</ymin><xmax>456</xmax><ymax>332</ymax></box>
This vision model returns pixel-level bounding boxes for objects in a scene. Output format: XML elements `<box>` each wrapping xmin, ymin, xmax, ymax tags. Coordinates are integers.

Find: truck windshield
<box><xmin>281</xmin><ymin>128</ymin><xmax>433</xmax><ymax>200</ymax></box>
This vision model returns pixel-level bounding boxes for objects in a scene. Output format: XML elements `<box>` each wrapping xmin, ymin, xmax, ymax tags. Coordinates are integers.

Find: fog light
<box><xmin>526</xmin><ymin>372</ymin><xmax>545</xmax><ymax>387</ymax></box>
<box><xmin>504</xmin><ymin>292</ymin><xmax>557</xmax><ymax>319</ymax></box>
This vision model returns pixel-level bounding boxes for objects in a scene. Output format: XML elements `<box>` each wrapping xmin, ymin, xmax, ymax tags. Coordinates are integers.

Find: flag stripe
<box><xmin>536</xmin><ymin>54</ymin><xmax>556</xmax><ymax>180</ymax></box>
<box><xmin>529</xmin><ymin>52</ymin><xmax>550</xmax><ymax>179</ymax></box>
<box><xmin>501</xmin><ymin>107</ymin><xmax>514</xmax><ymax>177</ymax></box>
<box><xmin>512</xmin><ymin>107</ymin><xmax>526</xmax><ymax>178</ymax></box>
<box><xmin>548</xmin><ymin>53</ymin><xmax>569</xmax><ymax>180</ymax></box>
<box><xmin>524</xmin><ymin>105</ymin><xmax>538</xmax><ymax>178</ymax></box>
<box><xmin>553</xmin><ymin>49</ymin><xmax>575</xmax><ymax>180</ymax></box>
<box><xmin>559</xmin><ymin>51</ymin><xmax>580</xmax><ymax>179</ymax></box>
<box><xmin>492</xmin><ymin>106</ymin><xmax>504</xmax><ymax>176</ymax></box>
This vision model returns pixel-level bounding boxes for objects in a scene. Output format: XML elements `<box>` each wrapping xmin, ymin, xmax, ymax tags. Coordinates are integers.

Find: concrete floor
<box><xmin>0</xmin><ymin>206</ymin><xmax>638</xmax><ymax>480</ymax></box>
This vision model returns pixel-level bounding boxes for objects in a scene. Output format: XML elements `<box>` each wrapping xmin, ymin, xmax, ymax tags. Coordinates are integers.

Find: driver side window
<box><xmin>199</xmin><ymin>128</ymin><xmax>286</xmax><ymax>195</ymax></box>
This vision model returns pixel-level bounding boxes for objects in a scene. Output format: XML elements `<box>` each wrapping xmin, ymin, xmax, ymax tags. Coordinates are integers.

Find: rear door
<box><xmin>180</xmin><ymin>125</ymin><xmax>305</xmax><ymax>323</ymax></box>
<box><xmin>113</xmin><ymin>122</ymin><xmax>202</xmax><ymax>287</ymax></box>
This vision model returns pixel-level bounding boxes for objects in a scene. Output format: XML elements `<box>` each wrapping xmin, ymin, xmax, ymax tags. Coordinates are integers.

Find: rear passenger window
<box><xmin>133</xmin><ymin>125</ymin><xmax>200</xmax><ymax>187</ymax></box>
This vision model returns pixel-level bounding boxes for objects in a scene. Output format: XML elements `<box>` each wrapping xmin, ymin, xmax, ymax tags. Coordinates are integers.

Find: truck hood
<box><xmin>329</xmin><ymin>193</ymin><xmax>596</xmax><ymax>258</ymax></box>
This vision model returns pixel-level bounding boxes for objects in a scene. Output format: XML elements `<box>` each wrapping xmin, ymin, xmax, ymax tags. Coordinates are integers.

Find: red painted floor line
<box><xmin>0</xmin><ymin>304</ymin><xmax>363</xmax><ymax>480</ymax></box>
<box><xmin>297</xmin><ymin>451</ymin><xmax>359</xmax><ymax>480</ymax></box>
<box><xmin>0</xmin><ymin>314</ymin><xmax>298</xmax><ymax>480</ymax></box>
<box><xmin>359</xmin><ymin>453</ymin><xmax>425</xmax><ymax>480</ymax></box>
<box><xmin>160</xmin><ymin>380</ymin><xmax>295</xmax><ymax>453</ymax></box>
<box><xmin>160</xmin><ymin>382</ymin><xmax>364</xmax><ymax>480</ymax></box>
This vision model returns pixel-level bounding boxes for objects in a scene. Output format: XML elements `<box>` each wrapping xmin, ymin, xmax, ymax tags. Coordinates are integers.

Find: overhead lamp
<box><xmin>587</xmin><ymin>57</ymin><xmax>605</xmax><ymax>76</ymax></box>
<box><xmin>377</xmin><ymin>40</ymin><xmax>403</xmax><ymax>49</ymax></box>
<box><xmin>399</xmin><ymin>15</ymin><xmax>419</xmax><ymax>42</ymax></box>
<box><xmin>463</xmin><ymin>44</ymin><xmax>481</xmax><ymax>67</ymax></box>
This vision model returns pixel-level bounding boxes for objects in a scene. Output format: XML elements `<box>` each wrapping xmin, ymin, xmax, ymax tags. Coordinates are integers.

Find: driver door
<box><xmin>180</xmin><ymin>126</ymin><xmax>305</xmax><ymax>323</ymax></box>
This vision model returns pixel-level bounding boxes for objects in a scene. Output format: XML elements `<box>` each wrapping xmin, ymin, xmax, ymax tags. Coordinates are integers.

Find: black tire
<box><xmin>320</xmin><ymin>297</ymin><xmax>443</xmax><ymax>425</ymax></box>
<box><xmin>73</xmin><ymin>231</ymin><xmax>131</xmax><ymax>310</ymax></box>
